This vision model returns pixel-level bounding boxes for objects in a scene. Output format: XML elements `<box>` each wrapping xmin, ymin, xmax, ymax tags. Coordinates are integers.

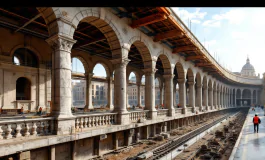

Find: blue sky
<box><xmin>73</xmin><ymin>8</ymin><xmax>265</xmax><ymax>78</ymax></box>
<box><xmin>172</xmin><ymin>7</ymin><xmax>265</xmax><ymax>77</ymax></box>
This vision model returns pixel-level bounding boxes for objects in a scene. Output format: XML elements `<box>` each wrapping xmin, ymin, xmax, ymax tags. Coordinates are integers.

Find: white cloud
<box><xmin>191</xmin><ymin>19</ymin><xmax>201</xmax><ymax>24</ymax></box>
<box><xmin>231</xmin><ymin>31</ymin><xmax>248</xmax><ymax>40</ymax></box>
<box><xmin>203</xmin><ymin>9</ymin><xmax>245</xmax><ymax>27</ymax></box>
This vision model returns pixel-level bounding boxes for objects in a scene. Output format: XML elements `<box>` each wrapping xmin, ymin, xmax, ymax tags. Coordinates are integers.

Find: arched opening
<box><xmin>140</xmin><ymin>75</ymin><xmax>146</xmax><ymax>107</ymax></box>
<box><xmin>155</xmin><ymin>77</ymin><xmax>160</xmax><ymax>106</ymax></box>
<box><xmin>202</xmin><ymin>76</ymin><xmax>208</xmax><ymax>108</ymax></box>
<box><xmin>16</xmin><ymin>77</ymin><xmax>31</xmax><ymax>100</ymax></box>
<box><xmin>236</xmin><ymin>89</ymin><xmax>241</xmax><ymax>106</ymax></box>
<box><xmin>128</xmin><ymin>72</ymin><xmax>138</xmax><ymax>107</ymax></box>
<box><xmin>13</xmin><ymin>48</ymin><xmax>39</xmax><ymax>68</ymax></box>
<box><xmin>92</xmin><ymin>63</ymin><xmax>108</xmax><ymax>108</ymax></box>
<box><xmin>71</xmin><ymin>57</ymin><xmax>86</xmax><ymax>109</ymax></box>
<box><xmin>242</xmin><ymin>89</ymin><xmax>251</xmax><ymax>106</ymax></box>
<box><xmin>174</xmin><ymin>62</ymin><xmax>185</xmax><ymax>109</ymax></box>
<box><xmin>195</xmin><ymin>73</ymin><xmax>202</xmax><ymax>108</ymax></box>
<box><xmin>253</xmin><ymin>90</ymin><xmax>257</xmax><ymax>104</ymax></box>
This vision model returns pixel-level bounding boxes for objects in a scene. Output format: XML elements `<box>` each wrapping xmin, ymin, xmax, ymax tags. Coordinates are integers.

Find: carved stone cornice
<box><xmin>110</xmin><ymin>58</ymin><xmax>131</xmax><ymax>68</ymax></box>
<box><xmin>46</xmin><ymin>34</ymin><xmax>76</xmax><ymax>52</ymax></box>
<box><xmin>143</xmin><ymin>68</ymin><xmax>157</xmax><ymax>76</ymax></box>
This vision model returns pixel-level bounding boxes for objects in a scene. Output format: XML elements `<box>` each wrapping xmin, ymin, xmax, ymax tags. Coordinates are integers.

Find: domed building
<box><xmin>241</xmin><ymin>57</ymin><xmax>257</xmax><ymax>77</ymax></box>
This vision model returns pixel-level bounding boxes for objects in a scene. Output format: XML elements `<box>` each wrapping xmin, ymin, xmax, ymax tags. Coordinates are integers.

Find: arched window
<box><xmin>13</xmin><ymin>48</ymin><xmax>38</xmax><ymax>68</ymax></box>
<box><xmin>16</xmin><ymin>77</ymin><xmax>31</xmax><ymax>100</ymax></box>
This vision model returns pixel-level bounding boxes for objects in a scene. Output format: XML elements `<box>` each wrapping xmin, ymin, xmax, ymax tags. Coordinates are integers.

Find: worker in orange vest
<box><xmin>253</xmin><ymin>114</ymin><xmax>261</xmax><ymax>133</ymax></box>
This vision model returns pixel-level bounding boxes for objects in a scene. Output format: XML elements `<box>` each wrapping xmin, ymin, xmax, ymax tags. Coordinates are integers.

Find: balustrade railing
<box><xmin>129</xmin><ymin>110</ymin><xmax>149</xmax><ymax>123</ymax></box>
<box><xmin>75</xmin><ymin>113</ymin><xmax>117</xmax><ymax>131</ymax></box>
<box><xmin>186</xmin><ymin>107</ymin><xmax>193</xmax><ymax>113</ymax></box>
<box><xmin>0</xmin><ymin>117</ymin><xmax>54</xmax><ymax>140</ymax></box>
<box><xmin>175</xmin><ymin>108</ymin><xmax>182</xmax><ymax>114</ymax></box>
<box><xmin>157</xmin><ymin>109</ymin><xmax>168</xmax><ymax>117</ymax></box>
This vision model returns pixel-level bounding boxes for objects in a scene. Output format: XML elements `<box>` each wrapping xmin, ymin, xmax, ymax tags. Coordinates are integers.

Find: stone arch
<box><xmin>127</xmin><ymin>70</ymin><xmax>140</xmax><ymax>83</ymax></box>
<box><xmin>128</xmin><ymin>37</ymin><xmax>152</xmax><ymax>62</ymax></box>
<box><xmin>195</xmin><ymin>72</ymin><xmax>202</xmax><ymax>85</ymax></box>
<box><xmin>157</xmin><ymin>54</ymin><xmax>172</xmax><ymax>73</ymax></box>
<box><xmin>175</xmin><ymin>62</ymin><xmax>185</xmax><ymax>79</ymax></box>
<box><xmin>36</xmin><ymin>7</ymin><xmax>58</xmax><ymax>36</ymax></box>
<box><xmin>213</xmin><ymin>81</ymin><xmax>217</xmax><ymax>91</ymax></box>
<box><xmin>186</xmin><ymin>68</ymin><xmax>194</xmax><ymax>82</ymax></box>
<box><xmin>202</xmin><ymin>75</ymin><xmax>208</xmax><ymax>88</ymax></box>
<box><xmin>92</xmin><ymin>61</ymin><xmax>110</xmax><ymax>77</ymax></box>
<box><xmin>10</xmin><ymin>44</ymin><xmax>42</xmax><ymax>63</ymax></box>
<box><xmin>71</xmin><ymin>56</ymin><xmax>89</xmax><ymax>74</ymax></box>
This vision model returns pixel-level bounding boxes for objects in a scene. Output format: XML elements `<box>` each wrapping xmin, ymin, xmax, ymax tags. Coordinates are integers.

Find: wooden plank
<box><xmin>156</xmin><ymin>7</ymin><xmax>171</xmax><ymax>16</ymax></box>
<box><xmin>195</xmin><ymin>63</ymin><xmax>213</xmax><ymax>67</ymax></box>
<box><xmin>131</xmin><ymin>13</ymin><xmax>168</xmax><ymax>28</ymax></box>
<box><xmin>153</xmin><ymin>29</ymin><xmax>184</xmax><ymax>42</ymax></box>
<box><xmin>185</xmin><ymin>55</ymin><xmax>205</xmax><ymax>61</ymax></box>
<box><xmin>172</xmin><ymin>45</ymin><xmax>197</xmax><ymax>54</ymax></box>
<box><xmin>73</xmin><ymin>36</ymin><xmax>106</xmax><ymax>48</ymax></box>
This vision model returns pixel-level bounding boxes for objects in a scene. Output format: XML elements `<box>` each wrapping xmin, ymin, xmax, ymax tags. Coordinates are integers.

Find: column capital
<box><xmin>46</xmin><ymin>34</ymin><xmax>76</xmax><ymax>52</ymax></box>
<box><xmin>177</xmin><ymin>78</ymin><xmax>186</xmax><ymax>83</ymax></box>
<box><xmin>110</xmin><ymin>58</ymin><xmax>130</xmax><ymax>66</ymax></box>
<box><xmin>196</xmin><ymin>83</ymin><xmax>203</xmax><ymax>88</ymax></box>
<box><xmin>143</xmin><ymin>68</ymin><xmax>157</xmax><ymax>76</ymax></box>
<box><xmin>187</xmin><ymin>81</ymin><xmax>195</xmax><ymax>85</ymax></box>
<box><xmin>163</xmin><ymin>74</ymin><xmax>175</xmax><ymax>80</ymax></box>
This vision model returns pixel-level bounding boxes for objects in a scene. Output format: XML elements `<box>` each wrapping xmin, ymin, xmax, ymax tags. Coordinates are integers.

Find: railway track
<box><xmin>147</xmin><ymin>110</ymin><xmax>240</xmax><ymax>160</ymax></box>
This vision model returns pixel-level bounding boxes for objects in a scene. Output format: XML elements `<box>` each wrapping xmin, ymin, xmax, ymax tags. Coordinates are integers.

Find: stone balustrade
<box><xmin>129</xmin><ymin>110</ymin><xmax>149</xmax><ymax>123</ymax></box>
<box><xmin>186</xmin><ymin>107</ymin><xmax>194</xmax><ymax>113</ymax></box>
<box><xmin>175</xmin><ymin>108</ymin><xmax>182</xmax><ymax>114</ymax></box>
<box><xmin>0</xmin><ymin>117</ymin><xmax>54</xmax><ymax>140</ymax></box>
<box><xmin>75</xmin><ymin>113</ymin><xmax>117</xmax><ymax>131</ymax></box>
<box><xmin>157</xmin><ymin>109</ymin><xmax>168</xmax><ymax>117</ymax></box>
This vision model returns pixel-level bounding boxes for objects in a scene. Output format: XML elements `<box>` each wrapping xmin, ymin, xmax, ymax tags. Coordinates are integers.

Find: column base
<box><xmin>116</xmin><ymin>112</ymin><xmax>130</xmax><ymax>125</ymax></box>
<box><xmin>182</xmin><ymin>108</ymin><xmax>186</xmax><ymax>114</ymax></box>
<box><xmin>54</xmin><ymin>117</ymin><xmax>76</xmax><ymax>135</ymax></box>
<box><xmin>192</xmin><ymin>107</ymin><xmax>196</xmax><ymax>113</ymax></box>
<box><xmin>148</xmin><ymin>110</ymin><xmax>157</xmax><ymax>119</ymax></box>
<box><xmin>106</xmin><ymin>104</ymin><xmax>114</xmax><ymax>111</ymax></box>
<box><xmin>84</xmin><ymin>105</ymin><xmax>94</xmax><ymax>111</ymax></box>
<box><xmin>168</xmin><ymin>108</ymin><xmax>175</xmax><ymax>117</ymax></box>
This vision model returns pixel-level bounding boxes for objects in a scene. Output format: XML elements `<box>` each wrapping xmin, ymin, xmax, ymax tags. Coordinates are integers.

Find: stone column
<box><xmin>203</xmin><ymin>85</ymin><xmax>208</xmax><ymax>110</ymax></box>
<box><xmin>112</xmin><ymin>58</ymin><xmax>130</xmax><ymax>125</ymax></box>
<box><xmin>107</xmin><ymin>75</ymin><xmax>114</xmax><ymax>110</ymax></box>
<box><xmin>234</xmin><ymin>90</ymin><xmax>237</xmax><ymax>107</ymax></box>
<box><xmin>256</xmin><ymin>90</ymin><xmax>259</xmax><ymax>104</ymax></box>
<box><xmin>251</xmin><ymin>90</ymin><xmax>253</xmax><ymax>106</ymax></box>
<box><xmin>213</xmin><ymin>89</ymin><xmax>217</xmax><ymax>109</ymax></box>
<box><xmin>178</xmin><ymin>78</ymin><xmax>186</xmax><ymax>113</ymax></box>
<box><xmin>173</xmin><ymin>81</ymin><xmax>177</xmax><ymax>107</ymax></box>
<box><xmin>37</xmin><ymin>69</ymin><xmax>46</xmax><ymax>109</ymax></box>
<box><xmin>144</xmin><ymin>68</ymin><xmax>157</xmax><ymax>119</ymax></box>
<box><xmin>209</xmin><ymin>87</ymin><xmax>213</xmax><ymax>110</ymax></box>
<box><xmin>163</xmin><ymin>74</ymin><xmax>175</xmax><ymax>116</ymax></box>
<box><xmin>188</xmin><ymin>81</ymin><xmax>195</xmax><ymax>111</ymax></box>
<box><xmin>160</xmin><ymin>83</ymin><xmax>164</xmax><ymax>106</ymax></box>
<box><xmin>240</xmin><ymin>90</ymin><xmax>243</xmax><ymax>106</ymax></box>
<box><xmin>136</xmin><ymin>82</ymin><xmax>141</xmax><ymax>107</ymax></box>
<box><xmin>197</xmin><ymin>83</ymin><xmax>203</xmax><ymax>111</ymax></box>
<box><xmin>220</xmin><ymin>91</ymin><xmax>222</xmax><ymax>108</ymax></box>
<box><xmin>46</xmin><ymin>34</ymin><xmax>76</xmax><ymax>135</ymax></box>
<box><xmin>217</xmin><ymin>89</ymin><xmax>220</xmax><ymax>109</ymax></box>
<box><xmin>84</xmin><ymin>73</ymin><xmax>93</xmax><ymax>111</ymax></box>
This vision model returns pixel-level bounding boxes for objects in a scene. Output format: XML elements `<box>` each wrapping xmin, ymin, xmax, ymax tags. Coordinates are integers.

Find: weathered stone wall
<box><xmin>30</xmin><ymin>147</ymin><xmax>49</xmax><ymax>160</ymax></box>
<box><xmin>74</xmin><ymin>138</ymin><xmax>94</xmax><ymax>160</ymax></box>
<box><xmin>55</xmin><ymin>143</ymin><xmax>71</xmax><ymax>160</ymax></box>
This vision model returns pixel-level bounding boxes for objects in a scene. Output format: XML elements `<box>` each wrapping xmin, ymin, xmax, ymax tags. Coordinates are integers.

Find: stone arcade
<box><xmin>0</xmin><ymin>7</ymin><xmax>264</xmax><ymax>160</ymax></box>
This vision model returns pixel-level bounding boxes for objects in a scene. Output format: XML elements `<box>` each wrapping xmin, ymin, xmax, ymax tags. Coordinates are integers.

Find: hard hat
<box><xmin>255</xmin><ymin>114</ymin><xmax>258</xmax><ymax>116</ymax></box>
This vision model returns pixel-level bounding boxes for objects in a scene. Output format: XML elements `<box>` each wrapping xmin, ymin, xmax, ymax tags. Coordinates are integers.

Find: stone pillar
<box><xmin>163</xmin><ymin>74</ymin><xmax>175</xmax><ymax>116</ymax></box>
<box><xmin>37</xmin><ymin>69</ymin><xmax>46</xmax><ymax>109</ymax></box>
<box><xmin>84</xmin><ymin>73</ymin><xmax>93</xmax><ymax>111</ymax></box>
<box><xmin>188</xmin><ymin>81</ymin><xmax>195</xmax><ymax>111</ymax></box>
<box><xmin>203</xmin><ymin>85</ymin><xmax>208</xmax><ymax>110</ymax></box>
<box><xmin>256</xmin><ymin>90</ymin><xmax>259</xmax><ymax>104</ymax></box>
<box><xmin>178</xmin><ymin>78</ymin><xmax>186</xmax><ymax>113</ymax></box>
<box><xmin>209</xmin><ymin>87</ymin><xmax>213</xmax><ymax>110</ymax></box>
<box><xmin>251</xmin><ymin>90</ymin><xmax>253</xmax><ymax>106</ymax></box>
<box><xmin>173</xmin><ymin>81</ymin><xmax>177</xmax><ymax>107</ymax></box>
<box><xmin>197</xmin><ymin>83</ymin><xmax>203</xmax><ymax>111</ymax></box>
<box><xmin>112</xmin><ymin>58</ymin><xmax>130</xmax><ymax>125</ymax></box>
<box><xmin>107</xmin><ymin>75</ymin><xmax>114</xmax><ymax>110</ymax></box>
<box><xmin>234</xmin><ymin>90</ymin><xmax>237</xmax><ymax>107</ymax></box>
<box><xmin>46</xmin><ymin>34</ymin><xmax>76</xmax><ymax>135</ymax></box>
<box><xmin>240</xmin><ymin>90</ymin><xmax>243</xmax><ymax>106</ymax></box>
<box><xmin>144</xmin><ymin>67</ymin><xmax>157</xmax><ymax>119</ymax></box>
<box><xmin>213</xmin><ymin>89</ymin><xmax>216</xmax><ymax>109</ymax></box>
<box><xmin>160</xmin><ymin>83</ymin><xmax>164</xmax><ymax>106</ymax></box>
<box><xmin>137</xmin><ymin>82</ymin><xmax>141</xmax><ymax>107</ymax></box>
<box><xmin>50</xmin><ymin>145</ymin><xmax>55</xmax><ymax>160</ymax></box>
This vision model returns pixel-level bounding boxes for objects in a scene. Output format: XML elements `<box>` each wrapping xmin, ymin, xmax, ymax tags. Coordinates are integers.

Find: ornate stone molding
<box><xmin>163</xmin><ymin>74</ymin><xmax>175</xmax><ymax>80</ymax></box>
<box><xmin>46</xmin><ymin>34</ymin><xmax>76</xmax><ymax>52</ymax></box>
<box><xmin>143</xmin><ymin>68</ymin><xmax>157</xmax><ymax>76</ymax></box>
<box><xmin>110</xmin><ymin>58</ymin><xmax>131</xmax><ymax>67</ymax></box>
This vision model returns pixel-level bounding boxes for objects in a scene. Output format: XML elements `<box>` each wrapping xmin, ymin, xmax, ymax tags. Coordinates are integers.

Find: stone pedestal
<box><xmin>54</xmin><ymin>118</ymin><xmax>75</xmax><ymax>135</ymax></box>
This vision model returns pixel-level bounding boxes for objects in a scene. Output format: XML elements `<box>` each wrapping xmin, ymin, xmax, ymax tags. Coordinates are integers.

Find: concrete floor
<box><xmin>232</xmin><ymin>107</ymin><xmax>265</xmax><ymax>160</ymax></box>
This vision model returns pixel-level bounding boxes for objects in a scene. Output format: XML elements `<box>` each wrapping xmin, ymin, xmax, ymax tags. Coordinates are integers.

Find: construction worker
<box><xmin>253</xmin><ymin>114</ymin><xmax>261</xmax><ymax>133</ymax></box>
